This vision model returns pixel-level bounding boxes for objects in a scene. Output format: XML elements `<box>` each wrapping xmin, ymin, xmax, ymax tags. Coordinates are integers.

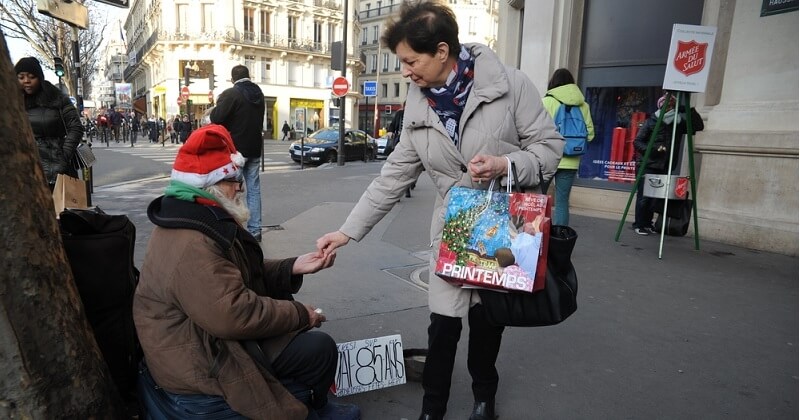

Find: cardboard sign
<box><xmin>663</xmin><ymin>24</ymin><xmax>717</xmax><ymax>93</ymax></box>
<box><xmin>332</xmin><ymin>335</ymin><xmax>406</xmax><ymax>397</ymax></box>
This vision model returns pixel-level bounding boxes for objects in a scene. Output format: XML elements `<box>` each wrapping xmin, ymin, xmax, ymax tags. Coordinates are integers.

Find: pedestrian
<box><xmin>148</xmin><ymin>115</ymin><xmax>158</xmax><ymax>143</ymax></box>
<box><xmin>178</xmin><ymin>115</ymin><xmax>192</xmax><ymax>143</ymax></box>
<box><xmin>15</xmin><ymin>57</ymin><xmax>84</xmax><ymax>190</ymax></box>
<box><xmin>109</xmin><ymin>108</ymin><xmax>122</xmax><ymax>143</ymax></box>
<box><xmin>133</xmin><ymin>124</ymin><xmax>358</xmax><ymax>419</ymax></box>
<box><xmin>315</xmin><ymin>3</ymin><xmax>562</xmax><ymax>420</ymax></box>
<box><xmin>542</xmin><ymin>68</ymin><xmax>595</xmax><ymax>226</ymax></box>
<box><xmin>632</xmin><ymin>91</ymin><xmax>704</xmax><ymax>235</ymax></box>
<box><xmin>130</xmin><ymin>112</ymin><xmax>139</xmax><ymax>147</ymax></box>
<box><xmin>210</xmin><ymin>64</ymin><xmax>266</xmax><ymax>241</ymax></box>
<box><xmin>171</xmin><ymin>115</ymin><xmax>181</xmax><ymax>144</ymax></box>
<box><xmin>281</xmin><ymin>120</ymin><xmax>291</xmax><ymax>141</ymax></box>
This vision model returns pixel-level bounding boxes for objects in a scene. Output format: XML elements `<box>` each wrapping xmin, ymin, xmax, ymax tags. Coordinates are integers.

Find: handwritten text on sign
<box><xmin>333</xmin><ymin>334</ymin><xmax>406</xmax><ymax>397</ymax></box>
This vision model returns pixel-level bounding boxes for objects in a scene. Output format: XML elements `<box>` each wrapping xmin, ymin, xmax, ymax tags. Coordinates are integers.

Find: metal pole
<box><xmin>657</xmin><ymin>91</ymin><xmax>679</xmax><ymax>259</ymax></box>
<box><xmin>337</xmin><ymin>0</ymin><xmax>348</xmax><ymax>166</ymax></box>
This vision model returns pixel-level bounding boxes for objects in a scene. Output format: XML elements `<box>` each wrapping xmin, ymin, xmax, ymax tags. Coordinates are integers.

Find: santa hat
<box><xmin>171</xmin><ymin>124</ymin><xmax>245</xmax><ymax>189</ymax></box>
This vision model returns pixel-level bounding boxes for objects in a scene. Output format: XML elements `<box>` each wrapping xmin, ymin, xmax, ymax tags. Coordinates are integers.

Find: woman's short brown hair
<box><xmin>381</xmin><ymin>1</ymin><xmax>460</xmax><ymax>59</ymax></box>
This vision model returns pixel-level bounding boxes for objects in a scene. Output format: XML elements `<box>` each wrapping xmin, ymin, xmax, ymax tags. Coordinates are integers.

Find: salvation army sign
<box><xmin>663</xmin><ymin>24</ymin><xmax>717</xmax><ymax>93</ymax></box>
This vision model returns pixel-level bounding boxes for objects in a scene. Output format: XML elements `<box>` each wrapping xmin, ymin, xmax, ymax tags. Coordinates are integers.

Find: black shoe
<box><xmin>418</xmin><ymin>414</ymin><xmax>442</xmax><ymax>420</ymax></box>
<box><xmin>405</xmin><ymin>189</ymin><xmax>412</xmax><ymax>198</ymax></box>
<box><xmin>469</xmin><ymin>401</ymin><xmax>496</xmax><ymax>420</ymax></box>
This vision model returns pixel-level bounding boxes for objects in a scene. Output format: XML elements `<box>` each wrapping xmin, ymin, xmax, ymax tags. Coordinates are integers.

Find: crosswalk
<box><xmin>96</xmin><ymin>142</ymin><xmax>298</xmax><ymax>172</ymax></box>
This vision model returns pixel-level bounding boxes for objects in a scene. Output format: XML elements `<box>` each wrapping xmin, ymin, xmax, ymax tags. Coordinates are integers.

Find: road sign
<box><xmin>363</xmin><ymin>80</ymin><xmax>377</xmax><ymax>97</ymax></box>
<box><xmin>181</xmin><ymin>86</ymin><xmax>190</xmax><ymax>101</ymax></box>
<box><xmin>208</xmin><ymin>91</ymin><xmax>214</xmax><ymax>103</ymax></box>
<box><xmin>36</xmin><ymin>0</ymin><xmax>89</xmax><ymax>29</ymax></box>
<box><xmin>93</xmin><ymin>0</ymin><xmax>130</xmax><ymax>9</ymax></box>
<box><xmin>332</xmin><ymin>76</ymin><xmax>349</xmax><ymax>98</ymax></box>
<box><xmin>177</xmin><ymin>97</ymin><xmax>183</xmax><ymax>106</ymax></box>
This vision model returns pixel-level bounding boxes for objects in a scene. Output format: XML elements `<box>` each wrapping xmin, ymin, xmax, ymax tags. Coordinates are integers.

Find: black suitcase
<box><xmin>59</xmin><ymin>208</ymin><xmax>141</xmax><ymax>407</ymax></box>
<box><xmin>653</xmin><ymin>199</ymin><xmax>693</xmax><ymax>237</ymax></box>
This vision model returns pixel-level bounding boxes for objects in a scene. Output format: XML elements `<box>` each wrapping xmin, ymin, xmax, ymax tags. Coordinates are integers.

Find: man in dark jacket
<box><xmin>210</xmin><ymin>65</ymin><xmax>266</xmax><ymax>241</ymax></box>
<box><xmin>632</xmin><ymin>92</ymin><xmax>704</xmax><ymax>235</ymax></box>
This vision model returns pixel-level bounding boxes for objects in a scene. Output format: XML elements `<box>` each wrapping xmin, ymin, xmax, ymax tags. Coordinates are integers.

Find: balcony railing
<box><xmin>357</xmin><ymin>3</ymin><xmax>400</xmax><ymax>20</ymax></box>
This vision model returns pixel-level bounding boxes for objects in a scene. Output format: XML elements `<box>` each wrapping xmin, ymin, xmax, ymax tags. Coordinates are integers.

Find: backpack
<box><xmin>59</xmin><ymin>208</ymin><xmax>142</xmax><ymax>415</ymax></box>
<box><xmin>548</xmin><ymin>95</ymin><xmax>588</xmax><ymax>156</ymax></box>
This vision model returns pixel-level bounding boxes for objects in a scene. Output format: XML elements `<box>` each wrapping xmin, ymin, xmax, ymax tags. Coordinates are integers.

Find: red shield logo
<box><xmin>674</xmin><ymin>177</ymin><xmax>689</xmax><ymax>199</ymax></box>
<box><xmin>673</xmin><ymin>40</ymin><xmax>708</xmax><ymax>76</ymax></box>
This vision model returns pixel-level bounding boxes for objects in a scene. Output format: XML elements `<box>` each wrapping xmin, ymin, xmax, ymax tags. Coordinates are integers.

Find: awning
<box><xmin>133</xmin><ymin>97</ymin><xmax>146</xmax><ymax>115</ymax></box>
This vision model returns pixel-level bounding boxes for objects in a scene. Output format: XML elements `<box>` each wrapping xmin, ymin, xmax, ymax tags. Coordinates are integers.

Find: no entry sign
<box><xmin>332</xmin><ymin>76</ymin><xmax>350</xmax><ymax>97</ymax></box>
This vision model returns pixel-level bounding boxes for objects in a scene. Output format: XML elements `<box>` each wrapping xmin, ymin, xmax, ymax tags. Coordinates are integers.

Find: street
<box><xmin>88</xmin><ymin>152</ymin><xmax>798</xmax><ymax>419</ymax></box>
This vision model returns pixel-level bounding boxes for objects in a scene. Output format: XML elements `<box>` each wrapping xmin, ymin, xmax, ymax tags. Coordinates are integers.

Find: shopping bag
<box><xmin>52</xmin><ymin>173</ymin><xmax>88</xmax><ymax>216</ymax></box>
<box><xmin>435</xmin><ymin>174</ymin><xmax>551</xmax><ymax>293</ymax></box>
<box><xmin>75</xmin><ymin>142</ymin><xmax>97</xmax><ymax>168</ymax></box>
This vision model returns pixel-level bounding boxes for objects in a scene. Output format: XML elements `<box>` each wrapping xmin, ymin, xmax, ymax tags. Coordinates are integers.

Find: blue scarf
<box><xmin>422</xmin><ymin>45</ymin><xmax>475</xmax><ymax>147</ymax></box>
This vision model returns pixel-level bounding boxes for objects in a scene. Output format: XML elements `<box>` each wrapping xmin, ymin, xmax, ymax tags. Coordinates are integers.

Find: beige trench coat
<box><xmin>340</xmin><ymin>44</ymin><xmax>563</xmax><ymax>317</ymax></box>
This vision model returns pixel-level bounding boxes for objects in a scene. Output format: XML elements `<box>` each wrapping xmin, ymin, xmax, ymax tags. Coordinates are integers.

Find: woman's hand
<box><xmin>468</xmin><ymin>154</ymin><xmax>508</xmax><ymax>183</ymax></box>
<box><xmin>316</xmin><ymin>231</ymin><xmax>351</xmax><ymax>257</ymax></box>
<box><xmin>292</xmin><ymin>251</ymin><xmax>336</xmax><ymax>275</ymax></box>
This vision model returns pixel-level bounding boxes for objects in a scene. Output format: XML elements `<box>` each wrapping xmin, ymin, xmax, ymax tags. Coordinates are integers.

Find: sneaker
<box><xmin>634</xmin><ymin>227</ymin><xmax>650</xmax><ymax>236</ymax></box>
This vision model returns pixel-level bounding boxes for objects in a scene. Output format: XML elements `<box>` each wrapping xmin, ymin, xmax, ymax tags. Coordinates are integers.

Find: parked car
<box><xmin>289</xmin><ymin>128</ymin><xmax>376</xmax><ymax>164</ymax></box>
<box><xmin>375</xmin><ymin>134</ymin><xmax>396</xmax><ymax>159</ymax></box>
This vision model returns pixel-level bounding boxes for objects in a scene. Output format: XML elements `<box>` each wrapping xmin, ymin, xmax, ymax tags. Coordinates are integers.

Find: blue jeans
<box><xmin>242</xmin><ymin>157</ymin><xmax>262</xmax><ymax>236</ymax></box>
<box><xmin>553</xmin><ymin>169</ymin><xmax>577</xmax><ymax>226</ymax></box>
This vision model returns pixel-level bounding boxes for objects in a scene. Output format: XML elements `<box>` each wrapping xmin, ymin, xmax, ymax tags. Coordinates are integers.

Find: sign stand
<box><xmin>613</xmin><ymin>23</ymin><xmax>715</xmax><ymax>258</ymax></box>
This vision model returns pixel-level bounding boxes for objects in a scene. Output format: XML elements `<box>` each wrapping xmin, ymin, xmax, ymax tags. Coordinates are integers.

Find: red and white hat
<box><xmin>171</xmin><ymin>124</ymin><xmax>245</xmax><ymax>188</ymax></box>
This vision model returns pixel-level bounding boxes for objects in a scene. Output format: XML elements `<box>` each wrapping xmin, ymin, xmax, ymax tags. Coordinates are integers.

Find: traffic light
<box><xmin>54</xmin><ymin>56</ymin><xmax>65</xmax><ymax>78</ymax></box>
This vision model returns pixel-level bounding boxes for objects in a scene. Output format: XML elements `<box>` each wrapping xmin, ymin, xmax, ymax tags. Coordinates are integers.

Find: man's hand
<box><xmin>304</xmin><ymin>304</ymin><xmax>326</xmax><ymax>328</ymax></box>
<box><xmin>468</xmin><ymin>154</ymin><xmax>508</xmax><ymax>184</ymax></box>
<box><xmin>316</xmin><ymin>231</ymin><xmax>351</xmax><ymax>257</ymax></box>
<box><xmin>292</xmin><ymin>251</ymin><xmax>336</xmax><ymax>275</ymax></box>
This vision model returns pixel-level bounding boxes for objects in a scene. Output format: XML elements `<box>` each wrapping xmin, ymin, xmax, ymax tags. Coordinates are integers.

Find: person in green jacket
<box><xmin>542</xmin><ymin>68</ymin><xmax>595</xmax><ymax>226</ymax></box>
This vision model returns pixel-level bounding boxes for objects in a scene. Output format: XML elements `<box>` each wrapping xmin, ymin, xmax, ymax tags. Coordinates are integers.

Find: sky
<box><xmin>6</xmin><ymin>3</ymin><xmax>129</xmax><ymax>85</ymax></box>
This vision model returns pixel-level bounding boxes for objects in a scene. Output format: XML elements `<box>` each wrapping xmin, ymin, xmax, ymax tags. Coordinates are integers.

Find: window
<box><xmin>468</xmin><ymin>16</ymin><xmax>477</xmax><ymax>35</ymax></box>
<box><xmin>394</xmin><ymin>82</ymin><xmax>400</xmax><ymax>97</ymax></box>
<box><xmin>288</xmin><ymin>16</ymin><xmax>298</xmax><ymax>41</ymax></box>
<box><xmin>201</xmin><ymin>4</ymin><xmax>213</xmax><ymax>33</ymax></box>
<box><xmin>381</xmin><ymin>83</ymin><xmax>387</xmax><ymax>98</ymax></box>
<box><xmin>382</xmin><ymin>53</ymin><xmax>389</xmax><ymax>71</ymax></box>
<box><xmin>313</xmin><ymin>20</ymin><xmax>323</xmax><ymax>44</ymax></box>
<box><xmin>361</xmin><ymin>27</ymin><xmax>368</xmax><ymax>45</ymax></box>
<box><xmin>244</xmin><ymin>55</ymin><xmax>255</xmax><ymax>74</ymax></box>
<box><xmin>260</xmin><ymin>57</ymin><xmax>271</xmax><ymax>83</ymax></box>
<box><xmin>244</xmin><ymin>8</ymin><xmax>255</xmax><ymax>40</ymax></box>
<box><xmin>287</xmin><ymin>61</ymin><xmax>300</xmax><ymax>85</ymax></box>
<box><xmin>372</xmin><ymin>25</ymin><xmax>379</xmax><ymax>43</ymax></box>
<box><xmin>260</xmin><ymin>11</ymin><xmax>271</xmax><ymax>42</ymax></box>
<box><xmin>394</xmin><ymin>55</ymin><xmax>401</xmax><ymax>71</ymax></box>
<box><xmin>328</xmin><ymin>24</ymin><xmax>336</xmax><ymax>47</ymax></box>
<box><xmin>176</xmin><ymin>4</ymin><xmax>188</xmax><ymax>34</ymax></box>
<box><xmin>370</xmin><ymin>54</ymin><xmax>377</xmax><ymax>73</ymax></box>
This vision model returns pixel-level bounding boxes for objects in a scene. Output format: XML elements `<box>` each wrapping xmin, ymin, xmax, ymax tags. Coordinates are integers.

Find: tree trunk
<box><xmin>0</xmin><ymin>32</ymin><xmax>125</xmax><ymax>419</ymax></box>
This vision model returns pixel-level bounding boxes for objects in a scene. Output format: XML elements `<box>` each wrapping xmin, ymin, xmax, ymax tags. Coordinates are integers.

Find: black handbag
<box><xmin>476</xmin><ymin>164</ymin><xmax>579</xmax><ymax>327</ymax></box>
<box><xmin>478</xmin><ymin>225</ymin><xmax>578</xmax><ymax>327</ymax></box>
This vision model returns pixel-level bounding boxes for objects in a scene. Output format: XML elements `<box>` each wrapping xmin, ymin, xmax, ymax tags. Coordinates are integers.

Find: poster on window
<box><xmin>663</xmin><ymin>24</ymin><xmax>717</xmax><ymax>93</ymax></box>
<box><xmin>114</xmin><ymin>83</ymin><xmax>132</xmax><ymax>109</ymax></box>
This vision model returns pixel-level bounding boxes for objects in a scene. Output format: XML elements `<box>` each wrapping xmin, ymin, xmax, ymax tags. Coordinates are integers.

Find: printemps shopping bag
<box><xmin>52</xmin><ymin>173</ymin><xmax>88</xmax><ymax>217</ymax></box>
<box><xmin>435</xmin><ymin>167</ymin><xmax>551</xmax><ymax>293</ymax></box>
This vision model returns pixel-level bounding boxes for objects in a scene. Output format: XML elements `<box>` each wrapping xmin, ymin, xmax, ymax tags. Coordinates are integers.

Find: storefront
<box><xmin>290</xmin><ymin>98</ymin><xmax>325</xmax><ymax>136</ymax></box>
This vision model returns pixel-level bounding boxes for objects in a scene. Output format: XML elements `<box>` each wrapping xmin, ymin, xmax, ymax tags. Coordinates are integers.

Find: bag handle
<box><xmin>505</xmin><ymin>156</ymin><xmax>549</xmax><ymax>195</ymax></box>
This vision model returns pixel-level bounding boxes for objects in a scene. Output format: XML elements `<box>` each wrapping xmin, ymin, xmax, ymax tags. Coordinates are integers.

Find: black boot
<box><xmin>469</xmin><ymin>401</ymin><xmax>496</xmax><ymax>420</ymax></box>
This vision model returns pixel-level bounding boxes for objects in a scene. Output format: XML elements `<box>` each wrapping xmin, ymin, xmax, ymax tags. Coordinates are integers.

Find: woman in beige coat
<box><xmin>317</xmin><ymin>2</ymin><xmax>562</xmax><ymax>419</ymax></box>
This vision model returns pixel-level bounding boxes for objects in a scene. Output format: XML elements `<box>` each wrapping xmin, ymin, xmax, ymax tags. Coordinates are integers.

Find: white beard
<box><xmin>205</xmin><ymin>184</ymin><xmax>250</xmax><ymax>227</ymax></box>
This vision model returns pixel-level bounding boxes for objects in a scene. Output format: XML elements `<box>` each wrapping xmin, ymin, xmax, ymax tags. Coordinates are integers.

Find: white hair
<box><xmin>205</xmin><ymin>183</ymin><xmax>250</xmax><ymax>227</ymax></box>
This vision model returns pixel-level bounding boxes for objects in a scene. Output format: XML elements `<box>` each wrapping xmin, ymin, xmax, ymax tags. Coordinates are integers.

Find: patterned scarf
<box><xmin>422</xmin><ymin>45</ymin><xmax>475</xmax><ymax>147</ymax></box>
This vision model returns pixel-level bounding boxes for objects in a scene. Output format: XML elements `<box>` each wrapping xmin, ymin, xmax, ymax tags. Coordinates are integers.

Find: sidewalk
<box><xmin>92</xmin><ymin>166</ymin><xmax>798</xmax><ymax>419</ymax></box>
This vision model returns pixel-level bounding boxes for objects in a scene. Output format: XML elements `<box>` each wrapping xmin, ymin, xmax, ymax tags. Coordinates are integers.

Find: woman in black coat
<box><xmin>16</xmin><ymin>57</ymin><xmax>84</xmax><ymax>189</ymax></box>
<box><xmin>632</xmin><ymin>92</ymin><xmax>704</xmax><ymax>235</ymax></box>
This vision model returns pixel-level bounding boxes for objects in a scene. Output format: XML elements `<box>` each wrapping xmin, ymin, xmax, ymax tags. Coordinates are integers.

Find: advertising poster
<box><xmin>114</xmin><ymin>82</ymin><xmax>132</xmax><ymax>109</ymax></box>
<box><xmin>663</xmin><ymin>24</ymin><xmax>717</xmax><ymax>93</ymax></box>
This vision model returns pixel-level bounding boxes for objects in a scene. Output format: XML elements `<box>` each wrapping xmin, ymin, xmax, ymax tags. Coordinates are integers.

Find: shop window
<box><xmin>577</xmin><ymin>86</ymin><xmax>661</xmax><ymax>185</ymax></box>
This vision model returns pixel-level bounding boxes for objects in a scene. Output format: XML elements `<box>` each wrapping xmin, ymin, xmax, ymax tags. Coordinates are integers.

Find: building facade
<box><xmin>496</xmin><ymin>0</ymin><xmax>797</xmax><ymax>255</ymax></box>
<box><xmin>355</xmin><ymin>0</ymin><xmax>499</xmax><ymax>136</ymax></box>
<box><xmin>123</xmin><ymin>0</ymin><xmax>358</xmax><ymax>138</ymax></box>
